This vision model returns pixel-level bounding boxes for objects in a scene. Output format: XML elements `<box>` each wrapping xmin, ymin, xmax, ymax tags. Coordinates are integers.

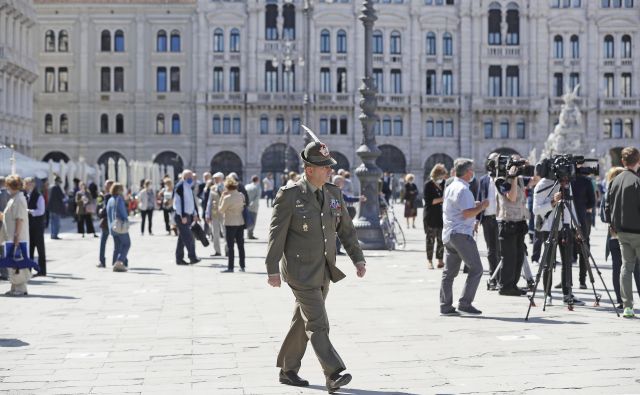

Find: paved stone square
<box><xmin>1</xmin><ymin>201</ymin><xmax>639</xmax><ymax>395</ymax></box>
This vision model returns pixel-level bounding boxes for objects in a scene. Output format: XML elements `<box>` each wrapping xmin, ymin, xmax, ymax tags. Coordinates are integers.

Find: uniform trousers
<box><xmin>277</xmin><ymin>269</ymin><xmax>345</xmax><ymax>378</ymax></box>
<box><xmin>29</xmin><ymin>221</ymin><xmax>46</xmax><ymax>275</ymax></box>
<box><xmin>440</xmin><ymin>233</ymin><xmax>483</xmax><ymax>311</ymax></box>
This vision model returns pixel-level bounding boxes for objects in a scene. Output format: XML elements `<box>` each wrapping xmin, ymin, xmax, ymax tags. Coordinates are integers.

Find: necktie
<box><xmin>315</xmin><ymin>189</ymin><xmax>323</xmax><ymax>207</ymax></box>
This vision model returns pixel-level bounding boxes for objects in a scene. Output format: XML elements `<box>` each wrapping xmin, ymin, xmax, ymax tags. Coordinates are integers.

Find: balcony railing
<box><xmin>599</xmin><ymin>97</ymin><xmax>638</xmax><ymax>110</ymax></box>
<box><xmin>485</xmin><ymin>46</ymin><xmax>520</xmax><ymax>58</ymax></box>
<box><xmin>315</xmin><ymin>93</ymin><xmax>352</xmax><ymax>103</ymax></box>
<box><xmin>207</xmin><ymin>92</ymin><xmax>245</xmax><ymax>103</ymax></box>
<box><xmin>376</xmin><ymin>94</ymin><xmax>408</xmax><ymax>106</ymax></box>
<box><xmin>422</xmin><ymin>95</ymin><xmax>459</xmax><ymax>108</ymax></box>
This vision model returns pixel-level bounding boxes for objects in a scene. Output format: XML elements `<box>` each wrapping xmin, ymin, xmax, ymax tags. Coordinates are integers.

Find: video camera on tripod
<box><xmin>485</xmin><ymin>155</ymin><xmax>535</xmax><ymax>179</ymax></box>
<box><xmin>535</xmin><ymin>154</ymin><xmax>599</xmax><ymax>182</ymax></box>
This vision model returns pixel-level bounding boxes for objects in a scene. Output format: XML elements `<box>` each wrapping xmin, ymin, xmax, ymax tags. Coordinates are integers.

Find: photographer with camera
<box><xmin>494</xmin><ymin>156</ymin><xmax>534</xmax><ymax>296</ymax></box>
<box><xmin>476</xmin><ymin>153</ymin><xmax>500</xmax><ymax>290</ymax></box>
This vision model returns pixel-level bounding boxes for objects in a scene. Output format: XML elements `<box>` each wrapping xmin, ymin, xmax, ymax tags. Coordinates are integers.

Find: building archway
<box><xmin>376</xmin><ymin>144</ymin><xmax>407</xmax><ymax>174</ymax></box>
<box><xmin>42</xmin><ymin>151</ymin><xmax>70</xmax><ymax>163</ymax></box>
<box><xmin>154</xmin><ymin>151</ymin><xmax>184</xmax><ymax>179</ymax></box>
<box><xmin>261</xmin><ymin>143</ymin><xmax>299</xmax><ymax>188</ymax></box>
<box><xmin>210</xmin><ymin>151</ymin><xmax>243</xmax><ymax>181</ymax></box>
<box><xmin>493</xmin><ymin>147</ymin><xmax>521</xmax><ymax>157</ymax></box>
<box><xmin>97</xmin><ymin>151</ymin><xmax>127</xmax><ymax>180</ymax></box>
<box><xmin>332</xmin><ymin>151</ymin><xmax>350</xmax><ymax>172</ymax></box>
<box><xmin>423</xmin><ymin>153</ymin><xmax>454</xmax><ymax>180</ymax></box>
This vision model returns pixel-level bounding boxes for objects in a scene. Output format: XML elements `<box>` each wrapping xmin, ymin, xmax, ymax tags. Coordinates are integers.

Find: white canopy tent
<box><xmin>0</xmin><ymin>146</ymin><xmax>56</xmax><ymax>179</ymax></box>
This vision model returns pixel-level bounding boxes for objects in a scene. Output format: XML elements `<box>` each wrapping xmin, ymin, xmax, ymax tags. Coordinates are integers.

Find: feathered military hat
<box><xmin>300</xmin><ymin>125</ymin><xmax>338</xmax><ymax>167</ymax></box>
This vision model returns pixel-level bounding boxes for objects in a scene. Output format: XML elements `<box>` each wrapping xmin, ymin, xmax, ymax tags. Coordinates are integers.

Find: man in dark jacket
<box><xmin>607</xmin><ymin>146</ymin><xmax>640</xmax><ymax>318</ymax></box>
<box><xmin>97</xmin><ymin>180</ymin><xmax>114</xmax><ymax>268</ymax></box>
<box><xmin>24</xmin><ymin>178</ymin><xmax>47</xmax><ymax>276</ymax></box>
<box><xmin>571</xmin><ymin>173</ymin><xmax>596</xmax><ymax>289</ymax></box>
<box><xmin>48</xmin><ymin>176</ymin><xmax>66</xmax><ymax>239</ymax></box>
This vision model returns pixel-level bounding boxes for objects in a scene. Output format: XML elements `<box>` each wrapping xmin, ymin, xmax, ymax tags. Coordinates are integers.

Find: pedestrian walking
<box><xmin>265</xmin><ymin>133</ymin><xmax>366</xmax><ymax>393</ymax></box>
<box><xmin>47</xmin><ymin>176</ymin><xmax>66</xmax><ymax>240</ymax></box>
<box><xmin>107</xmin><ymin>183</ymin><xmax>130</xmax><ymax>272</ymax></box>
<box><xmin>75</xmin><ymin>182</ymin><xmax>97</xmax><ymax>238</ymax></box>
<box><xmin>262</xmin><ymin>172</ymin><xmax>275</xmax><ymax>207</ymax></box>
<box><xmin>0</xmin><ymin>176</ymin><xmax>11</xmax><ymax>280</ymax></box>
<box><xmin>158</xmin><ymin>178</ymin><xmax>176</xmax><ymax>235</ymax></box>
<box><xmin>219</xmin><ymin>177</ymin><xmax>246</xmax><ymax>272</ymax></box>
<box><xmin>138</xmin><ymin>180</ymin><xmax>156</xmax><ymax>235</ymax></box>
<box><xmin>173</xmin><ymin>170</ymin><xmax>200</xmax><ymax>266</ymax></box>
<box><xmin>403</xmin><ymin>174</ymin><xmax>418</xmax><ymax>228</ymax></box>
<box><xmin>205</xmin><ymin>180</ymin><xmax>222</xmax><ymax>256</ymax></box>
<box><xmin>97</xmin><ymin>180</ymin><xmax>114</xmax><ymax>268</ymax></box>
<box><xmin>245</xmin><ymin>175</ymin><xmax>261</xmax><ymax>240</ymax></box>
<box><xmin>423</xmin><ymin>164</ymin><xmax>447</xmax><ymax>270</ymax></box>
<box><xmin>24</xmin><ymin>178</ymin><xmax>46</xmax><ymax>277</ymax></box>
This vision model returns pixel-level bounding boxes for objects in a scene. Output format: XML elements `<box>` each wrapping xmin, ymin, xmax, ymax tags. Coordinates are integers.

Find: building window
<box><xmin>489</xmin><ymin>65</ymin><xmax>502</xmax><ymax>97</ymax></box>
<box><xmin>170</xmin><ymin>67</ymin><xmax>180</xmax><ymax>92</ymax></box>
<box><xmin>506</xmin><ymin>66</ymin><xmax>519</xmax><ymax>97</ymax></box>
<box><xmin>157</xmin><ymin>67</ymin><xmax>167</xmax><ymax>92</ymax></box>
<box><xmin>157</xmin><ymin>114</ymin><xmax>166</xmax><ymax>134</ymax></box>
<box><xmin>624</xmin><ymin>118</ymin><xmax>633</xmax><ymax>138</ymax></box>
<box><xmin>223</xmin><ymin>115</ymin><xmax>231</xmax><ymax>134</ymax></box>
<box><xmin>45</xmin><ymin>30</ymin><xmax>56</xmax><ymax>52</ymax></box>
<box><xmin>622</xmin><ymin>35</ymin><xmax>632</xmax><ymax>58</ymax></box>
<box><xmin>393</xmin><ymin>117</ymin><xmax>403</xmax><ymax>136</ymax></box>
<box><xmin>44</xmin><ymin>67</ymin><xmax>55</xmax><ymax>92</ymax></box>
<box><xmin>516</xmin><ymin>120</ymin><xmax>525</xmax><ymax>139</ymax></box>
<box><xmin>214</xmin><ymin>28</ymin><xmax>224</xmax><ymax>52</ymax></box>
<box><xmin>569</xmin><ymin>72</ymin><xmax>580</xmax><ymax>91</ymax></box>
<box><xmin>500</xmin><ymin>120</ymin><xmax>509</xmax><ymax>138</ymax></box>
<box><xmin>101</xmin><ymin>67</ymin><xmax>110</xmax><ymax>92</ymax></box>
<box><xmin>554</xmin><ymin>35</ymin><xmax>564</xmax><ymax>58</ymax></box>
<box><xmin>506</xmin><ymin>5</ymin><xmax>519</xmax><ymax>45</ymax></box>
<box><xmin>337</xmin><ymin>68</ymin><xmax>347</xmax><ymax>93</ymax></box>
<box><xmin>443</xmin><ymin>32</ymin><xmax>452</xmax><ymax>56</ymax></box>
<box><xmin>230</xmin><ymin>67</ymin><xmax>240</xmax><ymax>92</ymax></box>
<box><xmin>171</xmin><ymin>114</ymin><xmax>181</xmax><ymax>134</ymax></box>
<box><xmin>340</xmin><ymin>116</ymin><xmax>348</xmax><ymax>135</ymax></box>
<box><xmin>613</xmin><ymin>119</ymin><xmax>623</xmax><ymax>138</ymax></box>
<box><xmin>435</xmin><ymin>120</ymin><xmax>443</xmax><ymax>136</ymax></box>
<box><xmin>554</xmin><ymin>73</ymin><xmax>564</xmax><ymax>97</ymax></box>
<box><xmin>603</xmin><ymin>118</ymin><xmax>612</xmax><ymax>138</ymax></box>
<box><xmin>114</xmin><ymin>67</ymin><xmax>124</xmax><ymax>92</ymax></box>
<box><xmin>212</xmin><ymin>115</ymin><xmax>221</xmax><ymax>134</ymax></box>
<box><xmin>625</xmin><ymin>0</ymin><xmax>634</xmax><ymax>6</ymax></box>
<box><xmin>604</xmin><ymin>73</ymin><xmax>614</xmax><ymax>97</ymax></box>
<box><xmin>426</xmin><ymin>32</ymin><xmax>436</xmax><ymax>55</ymax></box>
<box><xmin>320</xmin><ymin>117</ymin><xmax>328</xmax><ymax>135</ymax></box>
<box><xmin>484</xmin><ymin>120</ymin><xmax>493</xmax><ymax>139</ymax></box>
<box><xmin>230</xmin><ymin>28</ymin><xmax>240</xmax><ymax>52</ymax></box>
<box><xmin>391</xmin><ymin>69</ymin><xmax>402</xmax><ymax>93</ymax></box>
<box><xmin>320</xmin><ymin>29</ymin><xmax>330</xmax><ymax>53</ymax></box>
<box><xmin>442</xmin><ymin>70</ymin><xmax>453</xmax><ymax>95</ymax></box>
<box><xmin>233</xmin><ymin>117</ymin><xmax>241</xmax><ymax>134</ymax></box>
<box><xmin>426</xmin><ymin>118</ymin><xmax>434</xmax><ymax>137</ymax></box>
<box><xmin>265</xmin><ymin>4</ymin><xmax>278</xmax><ymax>40</ymax></box>
<box><xmin>45</xmin><ymin>114</ymin><xmax>53</xmax><ymax>134</ymax></box>
<box><xmin>292</xmin><ymin>117</ymin><xmax>301</xmax><ymax>135</ymax></box>
<box><xmin>170</xmin><ymin>31</ymin><xmax>181</xmax><ymax>52</ymax></box>
<box><xmin>373</xmin><ymin>30</ymin><xmax>383</xmax><ymax>54</ymax></box>
<box><xmin>622</xmin><ymin>73</ymin><xmax>632</xmax><ymax>97</ymax></box>
<box><xmin>101</xmin><ymin>30</ymin><xmax>111</xmax><ymax>52</ymax></box>
<box><xmin>570</xmin><ymin>35</ymin><xmax>579</xmax><ymax>58</ymax></box>
<box><xmin>390</xmin><ymin>31</ymin><xmax>401</xmax><ymax>54</ymax></box>
<box><xmin>213</xmin><ymin>67</ymin><xmax>224</xmax><ymax>92</ymax></box>
<box><xmin>382</xmin><ymin>116</ymin><xmax>392</xmax><ymax>136</ymax></box>
<box><xmin>265</xmin><ymin>61</ymin><xmax>278</xmax><ymax>92</ymax></box>
<box><xmin>374</xmin><ymin>119</ymin><xmax>381</xmax><ymax>135</ymax></box>
<box><xmin>373</xmin><ymin>68</ymin><xmax>384</xmax><ymax>93</ymax></box>
<box><xmin>445</xmin><ymin>120</ymin><xmax>454</xmax><ymax>137</ymax></box>
<box><xmin>283</xmin><ymin>3</ymin><xmax>295</xmax><ymax>40</ymax></box>
<box><xmin>426</xmin><ymin>70</ymin><xmax>436</xmax><ymax>95</ymax></box>
<box><xmin>260</xmin><ymin>115</ymin><xmax>269</xmax><ymax>134</ymax></box>
<box><xmin>114</xmin><ymin>30</ymin><xmax>125</xmax><ymax>52</ymax></box>
<box><xmin>100</xmin><ymin>114</ymin><xmax>109</xmax><ymax>134</ymax></box>
<box><xmin>337</xmin><ymin>30</ymin><xmax>347</xmax><ymax>53</ymax></box>
<box><xmin>320</xmin><ymin>68</ymin><xmax>331</xmax><ymax>93</ymax></box>
<box><xmin>488</xmin><ymin>4</ymin><xmax>502</xmax><ymax>45</ymax></box>
<box><xmin>330</xmin><ymin>116</ymin><xmax>338</xmax><ymax>135</ymax></box>
<box><xmin>58</xmin><ymin>67</ymin><xmax>68</xmax><ymax>92</ymax></box>
<box><xmin>116</xmin><ymin>114</ymin><xmax>124</xmax><ymax>134</ymax></box>
<box><xmin>604</xmin><ymin>35</ymin><xmax>614</xmax><ymax>59</ymax></box>
<box><xmin>276</xmin><ymin>116</ymin><xmax>285</xmax><ymax>135</ymax></box>
<box><xmin>58</xmin><ymin>30</ymin><xmax>69</xmax><ymax>52</ymax></box>
<box><xmin>60</xmin><ymin>114</ymin><xmax>69</xmax><ymax>134</ymax></box>
<box><xmin>157</xmin><ymin>30</ymin><xmax>167</xmax><ymax>52</ymax></box>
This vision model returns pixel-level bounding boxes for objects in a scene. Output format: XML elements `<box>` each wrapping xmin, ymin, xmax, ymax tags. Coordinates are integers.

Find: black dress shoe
<box><xmin>221</xmin><ymin>269</ymin><xmax>234</xmax><ymax>273</ymax></box>
<box><xmin>327</xmin><ymin>372</ymin><xmax>352</xmax><ymax>394</ymax></box>
<box><xmin>189</xmin><ymin>258</ymin><xmax>201</xmax><ymax>264</ymax></box>
<box><xmin>279</xmin><ymin>370</ymin><xmax>309</xmax><ymax>387</ymax></box>
<box><xmin>176</xmin><ymin>260</ymin><xmax>189</xmax><ymax>265</ymax></box>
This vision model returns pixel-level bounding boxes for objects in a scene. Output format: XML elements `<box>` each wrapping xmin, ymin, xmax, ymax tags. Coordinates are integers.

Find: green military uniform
<box><xmin>266</xmin><ymin>174</ymin><xmax>365</xmax><ymax>377</ymax></box>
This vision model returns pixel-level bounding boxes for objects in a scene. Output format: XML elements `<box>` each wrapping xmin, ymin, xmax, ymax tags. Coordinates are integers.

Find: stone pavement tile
<box><xmin>89</xmin><ymin>384</ymin><xmax>143</xmax><ymax>394</ymax></box>
<box><xmin>0</xmin><ymin>381</ymin><xmax>48</xmax><ymax>391</ymax></box>
<box><xmin>40</xmin><ymin>387</ymin><xmax>95</xmax><ymax>395</ymax></box>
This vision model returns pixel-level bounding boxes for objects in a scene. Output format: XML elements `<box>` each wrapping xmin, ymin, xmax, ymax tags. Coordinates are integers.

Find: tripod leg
<box><xmin>526</xmin><ymin>233</ymin><xmax>559</xmax><ymax>319</ymax></box>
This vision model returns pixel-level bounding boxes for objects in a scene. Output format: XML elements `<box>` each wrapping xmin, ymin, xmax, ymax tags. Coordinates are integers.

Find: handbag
<box><xmin>111</xmin><ymin>218</ymin><xmax>129</xmax><ymax>234</ymax></box>
<box><xmin>191</xmin><ymin>222</ymin><xmax>210</xmax><ymax>247</ymax></box>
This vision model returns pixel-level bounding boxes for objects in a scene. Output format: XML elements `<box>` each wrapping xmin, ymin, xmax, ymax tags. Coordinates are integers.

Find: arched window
<box><xmin>156</xmin><ymin>30</ymin><xmax>167</xmax><ymax>52</ymax></box>
<box><xmin>554</xmin><ymin>35</ymin><xmax>564</xmax><ymax>58</ymax></box>
<box><xmin>337</xmin><ymin>30</ymin><xmax>347</xmax><ymax>53</ymax></box>
<box><xmin>506</xmin><ymin>3</ymin><xmax>519</xmax><ymax>45</ymax></box>
<box><xmin>320</xmin><ymin>29</ymin><xmax>330</xmax><ymax>53</ymax></box>
<box><xmin>100</xmin><ymin>114</ymin><xmax>109</xmax><ymax>134</ymax></box>
<box><xmin>101</xmin><ymin>30</ymin><xmax>111</xmax><ymax>52</ymax></box>
<box><xmin>265</xmin><ymin>4</ymin><xmax>278</xmax><ymax>40</ymax></box>
<box><xmin>425</xmin><ymin>118</ymin><xmax>434</xmax><ymax>137</ymax></box>
<box><xmin>329</xmin><ymin>116</ymin><xmax>337</xmax><ymax>134</ymax></box>
<box><xmin>443</xmin><ymin>32</ymin><xmax>452</xmax><ymax>56</ymax></box>
<box><xmin>156</xmin><ymin>114</ymin><xmax>166</xmax><ymax>134</ymax></box>
<box><xmin>45</xmin><ymin>114</ymin><xmax>53</xmax><ymax>134</ymax></box>
<box><xmin>604</xmin><ymin>35</ymin><xmax>614</xmax><ymax>58</ymax></box>
<box><xmin>114</xmin><ymin>30</ymin><xmax>125</xmax><ymax>52</ymax></box>
<box><xmin>373</xmin><ymin>30</ymin><xmax>383</xmax><ymax>54</ymax></box>
<box><xmin>230</xmin><ymin>28</ymin><xmax>240</xmax><ymax>52</ymax></box>
<box><xmin>233</xmin><ymin>116</ymin><xmax>241</xmax><ymax>134</ymax></box>
<box><xmin>260</xmin><ymin>115</ymin><xmax>269</xmax><ymax>134</ymax></box>
<box><xmin>115</xmin><ymin>114</ymin><xmax>124</xmax><ymax>134</ymax></box>
<box><xmin>114</xmin><ymin>67</ymin><xmax>124</xmax><ymax>92</ymax></box>
<box><xmin>320</xmin><ymin>117</ymin><xmax>328</xmax><ymax>135</ymax></box>
<box><xmin>171</xmin><ymin>114</ymin><xmax>181</xmax><ymax>134</ymax></box>
<box><xmin>223</xmin><ymin>115</ymin><xmax>231</xmax><ymax>134</ymax></box>
<box><xmin>624</xmin><ymin>118</ymin><xmax>633</xmax><ymax>138</ymax></box>
<box><xmin>60</xmin><ymin>114</ymin><xmax>69</xmax><ymax>134</ymax></box>
<box><xmin>435</xmin><ymin>119</ymin><xmax>443</xmax><ymax>137</ymax></box>
<box><xmin>58</xmin><ymin>30</ymin><xmax>69</xmax><ymax>52</ymax></box>
<box><xmin>570</xmin><ymin>35</ymin><xmax>579</xmax><ymax>58</ymax></box>
<box><xmin>393</xmin><ymin>116</ymin><xmax>403</xmax><ymax>136</ymax></box>
<box><xmin>276</xmin><ymin>116</ymin><xmax>285</xmax><ymax>135</ymax></box>
<box><xmin>603</xmin><ymin>118</ymin><xmax>612</xmax><ymax>138</ymax></box>
<box><xmin>45</xmin><ymin>30</ymin><xmax>56</xmax><ymax>52</ymax></box>
<box><xmin>382</xmin><ymin>116</ymin><xmax>392</xmax><ymax>136</ymax></box>
<box><xmin>212</xmin><ymin>115</ymin><xmax>221</xmax><ymax>134</ymax></box>
<box><xmin>613</xmin><ymin>119</ymin><xmax>623</xmax><ymax>138</ymax></box>
<box><xmin>390</xmin><ymin>31</ymin><xmax>401</xmax><ymax>54</ymax></box>
<box><xmin>100</xmin><ymin>67</ymin><xmax>110</xmax><ymax>92</ymax></box>
<box><xmin>488</xmin><ymin>2</ymin><xmax>502</xmax><ymax>45</ymax></box>
<box><xmin>484</xmin><ymin>120</ymin><xmax>494</xmax><ymax>139</ymax></box>
<box><xmin>170</xmin><ymin>67</ymin><xmax>180</xmax><ymax>92</ymax></box>
<box><xmin>214</xmin><ymin>28</ymin><xmax>224</xmax><ymax>52</ymax></box>
<box><xmin>500</xmin><ymin>120</ymin><xmax>509</xmax><ymax>138</ymax></box>
<box><xmin>622</xmin><ymin>35</ymin><xmax>632</xmax><ymax>58</ymax></box>
<box><xmin>157</xmin><ymin>67</ymin><xmax>167</xmax><ymax>92</ymax></box>
<box><xmin>170</xmin><ymin>30</ymin><xmax>181</xmax><ymax>52</ymax></box>
<box><xmin>516</xmin><ymin>120</ymin><xmax>525</xmax><ymax>139</ymax></box>
<box><xmin>426</xmin><ymin>32</ymin><xmax>436</xmax><ymax>55</ymax></box>
<box><xmin>283</xmin><ymin>3</ymin><xmax>296</xmax><ymax>40</ymax></box>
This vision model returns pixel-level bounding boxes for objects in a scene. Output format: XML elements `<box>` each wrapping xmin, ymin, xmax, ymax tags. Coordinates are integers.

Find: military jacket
<box><xmin>265</xmin><ymin>178</ymin><xmax>365</xmax><ymax>289</ymax></box>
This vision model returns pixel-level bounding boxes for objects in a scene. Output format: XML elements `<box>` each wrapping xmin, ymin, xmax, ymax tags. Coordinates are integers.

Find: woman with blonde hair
<box><xmin>219</xmin><ymin>176</ymin><xmax>246</xmax><ymax>272</ymax></box>
<box><xmin>423</xmin><ymin>164</ymin><xmax>448</xmax><ymax>269</ymax></box>
<box><xmin>403</xmin><ymin>173</ymin><xmax>419</xmax><ymax>228</ymax></box>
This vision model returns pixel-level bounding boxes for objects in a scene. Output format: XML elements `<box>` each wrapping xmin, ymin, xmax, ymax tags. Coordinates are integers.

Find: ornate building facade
<box><xmin>33</xmin><ymin>0</ymin><xmax>639</xmax><ymax>186</ymax></box>
<box><xmin>1</xmin><ymin>0</ymin><xmax>38</xmax><ymax>154</ymax></box>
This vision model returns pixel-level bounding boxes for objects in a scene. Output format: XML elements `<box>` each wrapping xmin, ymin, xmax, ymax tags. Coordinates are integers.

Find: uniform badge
<box><xmin>295</xmin><ymin>199</ymin><xmax>304</xmax><ymax>208</ymax></box>
<box><xmin>329</xmin><ymin>199</ymin><xmax>341</xmax><ymax>210</ymax></box>
<box><xmin>319</xmin><ymin>143</ymin><xmax>330</xmax><ymax>157</ymax></box>
<box><xmin>302</xmin><ymin>223</ymin><xmax>309</xmax><ymax>232</ymax></box>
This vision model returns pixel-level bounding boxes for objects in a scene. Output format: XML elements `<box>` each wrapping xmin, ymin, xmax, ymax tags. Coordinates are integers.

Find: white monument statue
<box><xmin>541</xmin><ymin>84</ymin><xmax>585</xmax><ymax>159</ymax></box>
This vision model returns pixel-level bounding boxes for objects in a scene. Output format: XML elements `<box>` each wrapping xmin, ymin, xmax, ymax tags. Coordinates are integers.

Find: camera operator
<box><xmin>476</xmin><ymin>153</ymin><xmax>500</xmax><ymax>290</ymax></box>
<box><xmin>496</xmin><ymin>157</ymin><xmax>534</xmax><ymax>296</ymax></box>
<box><xmin>571</xmin><ymin>169</ymin><xmax>596</xmax><ymax>289</ymax></box>
<box><xmin>533</xmin><ymin>173</ymin><xmax>583</xmax><ymax>306</ymax></box>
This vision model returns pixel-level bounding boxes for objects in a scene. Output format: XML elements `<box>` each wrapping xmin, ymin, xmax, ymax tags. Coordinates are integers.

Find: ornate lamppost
<box><xmin>353</xmin><ymin>0</ymin><xmax>386</xmax><ymax>249</ymax></box>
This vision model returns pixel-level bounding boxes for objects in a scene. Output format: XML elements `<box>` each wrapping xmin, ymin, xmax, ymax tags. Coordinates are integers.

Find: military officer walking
<box><xmin>265</xmin><ymin>130</ymin><xmax>366</xmax><ymax>394</ymax></box>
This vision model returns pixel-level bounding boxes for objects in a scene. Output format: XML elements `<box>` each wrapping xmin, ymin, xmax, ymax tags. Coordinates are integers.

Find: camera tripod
<box><xmin>525</xmin><ymin>180</ymin><xmax>619</xmax><ymax>320</ymax></box>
